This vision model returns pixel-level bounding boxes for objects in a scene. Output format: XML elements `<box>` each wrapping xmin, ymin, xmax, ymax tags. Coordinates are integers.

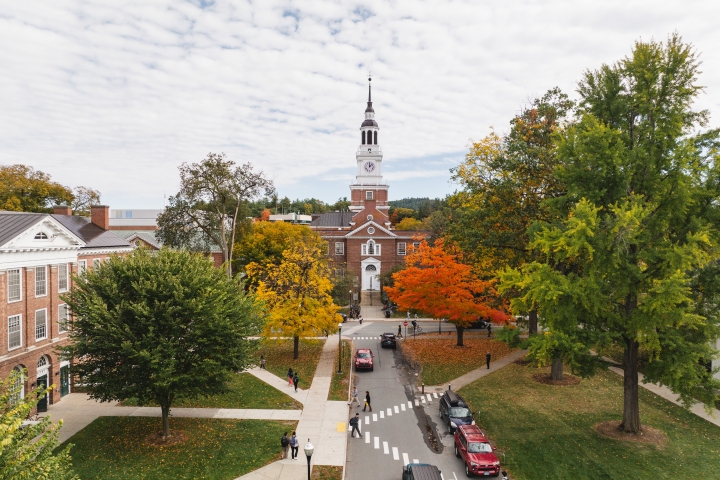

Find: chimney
<box><xmin>53</xmin><ymin>205</ymin><xmax>72</xmax><ymax>216</ymax></box>
<box><xmin>90</xmin><ymin>205</ymin><xmax>110</xmax><ymax>230</ymax></box>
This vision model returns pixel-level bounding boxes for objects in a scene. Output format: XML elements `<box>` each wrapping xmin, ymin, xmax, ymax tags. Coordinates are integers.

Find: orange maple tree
<box><xmin>384</xmin><ymin>239</ymin><xmax>509</xmax><ymax>346</ymax></box>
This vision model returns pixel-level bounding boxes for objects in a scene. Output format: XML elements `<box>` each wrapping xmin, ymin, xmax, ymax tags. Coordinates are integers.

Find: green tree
<box><xmin>329</xmin><ymin>197</ymin><xmax>351</xmax><ymax>211</ymax></box>
<box><xmin>60</xmin><ymin>249</ymin><xmax>262</xmax><ymax>439</ymax></box>
<box><xmin>0</xmin><ymin>369</ymin><xmax>77</xmax><ymax>480</ymax></box>
<box><xmin>395</xmin><ymin>217</ymin><xmax>424</xmax><ymax>230</ymax></box>
<box><xmin>157</xmin><ymin>153</ymin><xmax>274</xmax><ymax>277</ymax></box>
<box><xmin>330</xmin><ymin>267</ymin><xmax>359</xmax><ymax>306</ymax></box>
<box><xmin>390</xmin><ymin>207</ymin><xmax>415</xmax><ymax>224</ymax></box>
<box><xmin>0</xmin><ymin>164</ymin><xmax>74</xmax><ymax>213</ymax></box>
<box><xmin>70</xmin><ymin>186</ymin><xmax>101</xmax><ymax>216</ymax></box>
<box><xmin>500</xmin><ymin>35</ymin><xmax>720</xmax><ymax>434</ymax></box>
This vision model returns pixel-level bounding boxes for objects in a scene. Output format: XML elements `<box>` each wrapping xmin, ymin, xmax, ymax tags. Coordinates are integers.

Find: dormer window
<box><xmin>34</xmin><ymin>231</ymin><xmax>49</xmax><ymax>240</ymax></box>
<box><xmin>362</xmin><ymin>240</ymin><xmax>381</xmax><ymax>256</ymax></box>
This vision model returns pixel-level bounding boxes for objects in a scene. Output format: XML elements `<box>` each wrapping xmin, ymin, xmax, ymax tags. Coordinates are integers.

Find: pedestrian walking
<box><xmin>281</xmin><ymin>432</ymin><xmax>290</xmax><ymax>458</ymax></box>
<box><xmin>290</xmin><ymin>431</ymin><xmax>299</xmax><ymax>459</ymax></box>
<box><xmin>349</xmin><ymin>413</ymin><xmax>362</xmax><ymax>438</ymax></box>
<box><xmin>349</xmin><ymin>386</ymin><xmax>361</xmax><ymax>407</ymax></box>
<box><xmin>487</xmin><ymin>323</ymin><xmax>492</xmax><ymax>337</ymax></box>
<box><xmin>486</xmin><ymin>351</ymin><xmax>491</xmax><ymax>369</ymax></box>
<box><xmin>363</xmin><ymin>391</ymin><xmax>372</xmax><ymax>412</ymax></box>
<box><xmin>414</xmin><ymin>313</ymin><xmax>418</xmax><ymax>320</ymax></box>
<box><xmin>293</xmin><ymin>373</ymin><xmax>299</xmax><ymax>392</ymax></box>
<box><xmin>287</xmin><ymin>368</ymin><xmax>293</xmax><ymax>386</ymax></box>
<box><xmin>397</xmin><ymin>324</ymin><xmax>402</xmax><ymax>337</ymax></box>
<box><xmin>359</xmin><ymin>316</ymin><xmax>363</xmax><ymax>324</ymax></box>
<box><xmin>260</xmin><ymin>355</ymin><xmax>266</xmax><ymax>369</ymax></box>
<box><xmin>407</xmin><ymin>311</ymin><xmax>410</xmax><ymax>319</ymax></box>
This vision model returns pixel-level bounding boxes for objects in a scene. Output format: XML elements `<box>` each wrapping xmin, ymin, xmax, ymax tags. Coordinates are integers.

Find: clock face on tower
<box><xmin>364</xmin><ymin>161</ymin><xmax>375</xmax><ymax>173</ymax></box>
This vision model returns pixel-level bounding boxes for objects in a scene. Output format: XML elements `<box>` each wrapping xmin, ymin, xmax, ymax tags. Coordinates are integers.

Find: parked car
<box><xmin>402</xmin><ymin>463</ymin><xmax>442</xmax><ymax>480</ymax></box>
<box><xmin>354</xmin><ymin>348</ymin><xmax>374</xmax><ymax>371</ymax></box>
<box><xmin>454</xmin><ymin>424</ymin><xmax>500</xmax><ymax>477</ymax></box>
<box><xmin>381</xmin><ymin>333</ymin><xmax>397</xmax><ymax>348</ymax></box>
<box><xmin>439</xmin><ymin>390</ymin><xmax>475</xmax><ymax>433</ymax></box>
<box><xmin>469</xmin><ymin>318</ymin><xmax>489</xmax><ymax>329</ymax></box>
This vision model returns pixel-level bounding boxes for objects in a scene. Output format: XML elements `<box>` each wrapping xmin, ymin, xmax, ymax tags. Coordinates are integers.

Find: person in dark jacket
<box><xmin>287</xmin><ymin>368</ymin><xmax>293</xmax><ymax>386</ymax></box>
<box><xmin>487</xmin><ymin>324</ymin><xmax>492</xmax><ymax>337</ymax></box>
<box><xmin>290</xmin><ymin>431</ymin><xmax>299</xmax><ymax>459</ymax></box>
<box><xmin>281</xmin><ymin>432</ymin><xmax>290</xmax><ymax>458</ymax></box>
<box><xmin>293</xmin><ymin>373</ymin><xmax>299</xmax><ymax>392</ymax></box>
<box><xmin>349</xmin><ymin>413</ymin><xmax>362</xmax><ymax>438</ymax></box>
<box><xmin>486</xmin><ymin>351</ymin><xmax>491</xmax><ymax>369</ymax></box>
<box><xmin>363</xmin><ymin>391</ymin><xmax>372</xmax><ymax>412</ymax></box>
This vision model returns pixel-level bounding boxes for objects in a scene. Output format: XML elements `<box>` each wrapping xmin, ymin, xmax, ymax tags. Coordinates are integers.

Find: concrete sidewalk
<box><xmin>421</xmin><ymin>349</ymin><xmax>528</xmax><ymax>392</ymax></box>
<box><xmin>248</xmin><ymin>367</ymin><xmax>310</xmax><ymax>405</ymax></box>
<box><xmin>45</xmin><ymin>393</ymin><xmax>302</xmax><ymax>444</ymax></box>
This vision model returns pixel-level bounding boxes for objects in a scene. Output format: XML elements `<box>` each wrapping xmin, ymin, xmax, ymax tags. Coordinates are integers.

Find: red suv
<box><xmin>454</xmin><ymin>424</ymin><xmax>500</xmax><ymax>477</ymax></box>
<box><xmin>355</xmin><ymin>348</ymin><xmax>374</xmax><ymax>371</ymax></box>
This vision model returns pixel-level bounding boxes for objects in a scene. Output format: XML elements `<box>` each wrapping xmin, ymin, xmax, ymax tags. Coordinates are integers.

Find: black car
<box><xmin>402</xmin><ymin>464</ymin><xmax>442</xmax><ymax>480</ymax></box>
<box><xmin>439</xmin><ymin>390</ymin><xmax>475</xmax><ymax>433</ymax></box>
<box><xmin>380</xmin><ymin>333</ymin><xmax>397</xmax><ymax>348</ymax></box>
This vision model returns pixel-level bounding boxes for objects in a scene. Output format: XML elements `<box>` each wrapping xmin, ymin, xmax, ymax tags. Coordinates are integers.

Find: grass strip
<box><xmin>328</xmin><ymin>340</ymin><xmax>351</xmax><ymax>401</ymax></box>
<box><xmin>60</xmin><ymin>416</ymin><xmax>297</xmax><ymax>480</ymax></box>
<box><xmin>458</xmin><ymin>364</ymin><xmax>720</xmax><ymax>480</ymax></box>
<box><xmin>121</xmin><ymin>372</ymin><xmax>301</xmax><ymax>409</ymax></box>
<box><xmin>311</xmin><ymin>465</ymin><xmax>343</xmax><ymax>479</ymax></box>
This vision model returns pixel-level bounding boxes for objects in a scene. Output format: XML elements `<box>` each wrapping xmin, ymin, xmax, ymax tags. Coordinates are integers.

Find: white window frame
<box><xmin>93</xmin><ymin>259</ymin><xmax>101</xmax><ymax>270</ymax></box>
<box><xmin>335</xmin><ymin>242</ymin><xmax>344</xmax><ymax>255</ymax></box>
<box><xmin>397</xmin><ymin>242</ymin><xmax>407</xmax><ymax>256</ymax></box>
<box><xmin>35</xmin><ymin>309</ymin><xmax>48</xmax><ymax>341</ymax></box>
<box><xmin>10</xmin><ymin>366</ymin><xmax>24</xmax><ymax>404</ymax></box>
<box><xmin>58</xmin><ymin>263</ymin><xmax>69</xmax><ymax>292</ymax></box>
<box><xmin>8</xmin><ymin>315</ymin><xmax>22</xmax><ymax>350</ymax></box>
<box><xmin>366</xmin><ymin>191</ymin><xmax>373</xmax><ymax>200</ymax></box>
<box><xmin>361</xmin><ymin>241</ymin><xmax>381</xmax><ymax>256</ymax></box>
<box><xmin>35</xmin><ymin>266</ymin><xmax>47</xmax><ymax>297</ymax></box>
<box><xmin>58</xmin><ymin>304</ymin><xmax>69</xmax><ymax>333</ymax></box>
<box><xmin>8</xmin><ymin>269</ymin><xmax>21</xmax><ymax>302</ymax></box>
<box><xmin>413</xmin><ymin>242</ymin><xmax>421</xmax><ymax>250</ymax></box>
<box><xmin>78</xmin><ymin>260</ymin><xmax>87</xmax><ymax>274</ymax></box>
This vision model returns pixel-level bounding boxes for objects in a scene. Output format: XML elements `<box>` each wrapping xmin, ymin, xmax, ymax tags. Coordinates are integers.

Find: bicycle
<box><xmin>412</xmin><ymin>325</ymin><xmax>423</xmax><ymax>334</ymax></box>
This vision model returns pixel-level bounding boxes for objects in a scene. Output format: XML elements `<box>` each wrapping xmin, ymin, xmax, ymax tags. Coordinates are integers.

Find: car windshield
<box><xmin>467</xmin><ymin>442</ymin><xmax>492</xmax><ymax>454</ymax></box>
<box><xmin>357</xmin><ymin>352</ymin><xmax>371</xmax><ymax>358</ymax></box>
<box><xmin>383</xmin><ymin>334</ymin><xmax>394</xmax><ymax>338</ymax></box>
<box><xmin>449</xmin><ymin>407</ymin><xmax>471</xmax><ymax>418</ymax></box>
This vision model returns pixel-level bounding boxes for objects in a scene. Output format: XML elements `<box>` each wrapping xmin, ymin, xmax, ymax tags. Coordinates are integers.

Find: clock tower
<box><xmin>349</xmin><ymin>77</ymin><xmax>389</xmax><ymax>213</ymax></box>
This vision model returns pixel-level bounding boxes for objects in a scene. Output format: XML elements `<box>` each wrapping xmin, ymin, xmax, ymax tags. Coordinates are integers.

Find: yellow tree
<box><xmin>249</xmin><ymin>243</ymin><xmax>341</xmax><ymax>359</ymax></box>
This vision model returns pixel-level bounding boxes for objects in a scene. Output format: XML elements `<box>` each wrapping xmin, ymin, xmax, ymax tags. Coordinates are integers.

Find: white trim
<box><xmin>0</xmin><ymin>216</ymin><xmax>85</xmax><ymax>250</ymax></box>
<box><xmin>397</xmin><ymin>242</ymin><xmax>407</xmax><ymax>256</ymax></box>
<box><xmin>58</xmin><ymin>304</ymin><xmax>69</xmax><ymax>334</ymax></box>
<box><xmin>7</xmin><ymin>268</ymin><xmax>22</xmax><ymax>303</ymax></box>
<box><xmin>334</xmin><ymin>242</ymin><xmax>344</xmax><ymax>255</ymax></box>
<box><xmin>35</xmin><ymin>266</ymin><xmax>47</xmax><ymax>298</ymax></box>
<box><xmin>58</xmin><ymin>263</ymin><xmax>69</xmax><ymax>292</ymax></box>
<box><xmin>35</xmin><ymin>309</ymin><xmax>48</xmax><ymax>341</ymax></box>
<box><xmin>79</xmin><ymin>246</ymin><xmax>133</xmax><ymax>255</ymax></box>
<box><xmin>36</xmin><ymin>355</ymin><xmax>50</xmax><ymax>378</ymax></box>
<box><xmin>345</xmin><ymin>220</ymin><xmax>396</xmax><ymax>238</ymax></box>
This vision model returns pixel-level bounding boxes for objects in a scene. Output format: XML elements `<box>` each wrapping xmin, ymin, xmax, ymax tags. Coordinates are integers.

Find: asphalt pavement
<box><xmin>345</xmin><ymin>321</ymin><xmax>490</xmax><ymax>480</ymax></box>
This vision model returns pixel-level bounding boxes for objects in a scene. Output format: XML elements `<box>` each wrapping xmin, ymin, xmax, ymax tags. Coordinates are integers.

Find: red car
<box><xmin>454</xmin><ymin>424</ymin><xmax>500</xmax><ymax>477</ymax></box>
<box><xmin>355</xmin><ymin>348</ymin><xmax>374</xmax><ymax>371</ymax></box>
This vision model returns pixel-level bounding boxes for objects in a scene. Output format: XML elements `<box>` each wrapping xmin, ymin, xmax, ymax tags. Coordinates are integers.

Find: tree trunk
<box><xmin>619</xmin><ymin>337</ymin><xmax>641</xmax><ymax>434</ymax></box>
<box><xmin>550</xmin><ymin>354</ymin><xmax>564</xmax><ymax>380</ymax></box>
<box><xmin>293</xmin><ymin>335</ymin><xmax>300</xmax><ymax>360</ymax></box>
<box><xmin>160</xmin><ymin>404</ymin><xmax>171</xmax><ymax>439</ymax></box>
<box><xmin>528</xmin><ymin>310</ymin><xmax>538</xmax><ymax>335</ymax></box>
<box><xmin>456</xmin><ymin>326</ymin><xmax>465</xmax><ymax>347</ymax></box>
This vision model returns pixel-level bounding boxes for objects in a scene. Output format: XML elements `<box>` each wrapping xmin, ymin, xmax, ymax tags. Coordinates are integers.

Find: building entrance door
<box><xmin>60</xmin><ymin>366</ymin><xmax>70</xmax><ymax>397</ymax></box>
<box><xmin>362</xmin><ymin>264</ymin><xmax>379</xmax><ymax>290</ymax></box>
<box><xmin>36</xmin><ymin>375</ymin><xmax>48</xmax><ymax>412</ymax></box>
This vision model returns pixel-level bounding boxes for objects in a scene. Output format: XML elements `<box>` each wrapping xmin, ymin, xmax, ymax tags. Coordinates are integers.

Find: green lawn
<box><xmin>458</xmin><ymin>364</ymin><xmax>720</xmax><ymax>480</ymax></box>
<box><xmin>60</xmin><ymin>417</ymin><xmax>296</xmax><ymax>480</ymax></box>
<box><xmin>328</xmin><ymin>340</ymin><xmax>351</xmax><ymax>401</ymax></box>
<box><xmin>255</xmin><ymin>339</ymin><xmax>325</xmax><ymax>388</ymax></box>
<box><xmin>121</xmin><ymin>373</ymin><xmax>301</xmax><ymax>409</ymax></box>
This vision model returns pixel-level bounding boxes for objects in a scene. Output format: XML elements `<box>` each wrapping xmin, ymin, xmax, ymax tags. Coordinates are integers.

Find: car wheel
<box><xmin>370</xmin><ymin>366</ymin><xmax>374</xmax><ymax>371</ymax></box>
<box><xmin>465</xmin><ymin>464</ymin><xmax>473</xmax><ymax>478</ymax></box>
<box><xmin>455</xmin><ymin>445</ymin><xmax>460</xmax><ymax>458</ymax></box>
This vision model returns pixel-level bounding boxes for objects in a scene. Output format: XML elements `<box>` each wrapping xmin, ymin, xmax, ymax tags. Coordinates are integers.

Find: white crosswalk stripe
<box><xmin>392</xmin><ymin>447</ymin><xmax>399</xmax><ymax>460</ymax></box>
<box><xmin>387</xmin><ymin>408</ymin><xmax>392</xmax><ymax>416</ymax></box>
<box><xmin>373</xmin><ymin>414</ymin><xmax>377</xmax><ymax>422</ymax></box>
<box><xmin>421</xmin><ymin>397</ymin><xmax>426</xmax><ymax>404</ymax></box>
<box><xmin>380</xmin><ymin>411</ymin><xmax>384</xmax><ymax>419</ymax></box>
<box><xmin>365</xmin><ymin>432</ymin><xmax>370</xmax><ymax>444</ymax></box>
<box><xmin>414</xmin><ymin>400</ymin><xmax>419</xmax><ymax>406</ymax></box>
<box><xmin>383</xmin><ymin>441</ymin><xmax>389</xmax><ymax>454</ymax></box>
<box><xmin>402</xmin><ymin>453</ymin><xmax>410</xmax><ymax>466</ymax></box>
<box><xmin>433</xmin><ymin>392</ymin><xmax>438</xmax><ymax>398</ymax></box>
<box><xmin>413</xmin><ymin>459</ymin><xmax>419</xmax><ymax>464</ymax></box>
<box><xmin>365</xmin><ymin>416</ymin><xmax>369</xmax><ymax>425</ymax></box>
<box><xmin>426</xmin><ymin>394</ymin><xmax>432</xmax><ymax>402</ymax></box>
<box><xmin>401</xmin><ymin>403</ymin><xmax>406</xmax><ymax>411</ymax></box>
<box><xmin>408</xmin><ymin>401</ymin><xmax>413</xmax><ymax>408</ymax></box>
<box><xmin>374</xmin><ymin>437</ymin><xmax>379</xmax><ymax>449</ymax></box>
<box><xmin>394</xmin><ymin>405</ymin><xmax>399</xmax><ymax>414</ymax></box>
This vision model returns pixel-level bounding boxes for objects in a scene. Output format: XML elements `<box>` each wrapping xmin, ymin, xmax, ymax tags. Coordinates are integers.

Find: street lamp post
<box><xmin>304</xmin><ymin>439</ymin><xmax>314</xmax><ymax>480</ymax></box>
<box><xmin>337</xmin><ymin>323</ymin><xmax>343</xmax><ymax>374</ymax></box>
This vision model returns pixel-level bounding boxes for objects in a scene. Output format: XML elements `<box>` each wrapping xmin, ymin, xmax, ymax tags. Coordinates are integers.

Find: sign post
<box><xmin>403</xmin><ymin>321</ymin><xmax>408</xmax><ymax>339</ymax></box>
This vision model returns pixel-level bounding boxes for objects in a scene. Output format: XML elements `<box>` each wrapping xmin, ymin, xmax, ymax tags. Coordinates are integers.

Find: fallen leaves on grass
<box><xmin>402</xmin><ymin>337</ymin><xmax>515</xmax><ymax>385</ymax></box>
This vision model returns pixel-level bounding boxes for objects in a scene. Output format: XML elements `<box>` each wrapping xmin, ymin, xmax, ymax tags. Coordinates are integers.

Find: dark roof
<box><xmin>51</xmin><ymin>215</ymin><xmax>131</xmax><ymax>249</ymax></box>
<box><xmin>362</xmin><ymin>119</ymin><xmax>378</xmax><ymax>127</ymax></box>
<box><xmin>0</xmin><ymin>212</ymin><xmax>47</xmax><ymax>247</ymax></box>
<box><xmin>310</xmin><ymin>211</ymin><xmax>355</xmax><ymax>228</ymax></box>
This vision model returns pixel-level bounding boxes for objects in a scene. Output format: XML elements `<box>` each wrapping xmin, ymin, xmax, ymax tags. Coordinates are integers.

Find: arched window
<box><xmin>34</xmin><ymin>232</ymin><xmax>48</xmax><ymax>240</ymax></box>
<box><xmin>362</xmin><ymin>131</ymin><xmax>365</xmax><ymax>144</ymax></box>
<box><xmin>37</xmin><ymin>355</ymin><xmax>48</xmax><ymax>369</ymax></box>
<box><xmin>365</xmin><ymin>264</ymin><xmax>377</xmax><ymax>272</ymax></box>
<box><xmin>374</xmin><ymin>131</ymin><xmax>377</xmax><ymax>144</ymax></box>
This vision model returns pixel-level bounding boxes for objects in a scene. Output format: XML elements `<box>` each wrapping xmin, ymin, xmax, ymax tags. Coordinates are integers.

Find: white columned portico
<box><xmin>361</xmin><ymin>257</ymin><xmax>381</xmax><ymax>291</ymax></box>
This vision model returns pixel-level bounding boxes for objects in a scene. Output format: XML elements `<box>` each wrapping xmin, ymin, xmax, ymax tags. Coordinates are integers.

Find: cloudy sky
<box><xmin>2</xmin><ymin>1</ymin><xmax>719</xmax><ymax>209</ymax></box>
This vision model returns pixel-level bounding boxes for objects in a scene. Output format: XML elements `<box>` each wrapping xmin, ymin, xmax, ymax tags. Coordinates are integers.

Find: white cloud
<box><xmin>1</xmin><ymin>1</ymin><xmax>719</xmax><ymax>207</ymax></box>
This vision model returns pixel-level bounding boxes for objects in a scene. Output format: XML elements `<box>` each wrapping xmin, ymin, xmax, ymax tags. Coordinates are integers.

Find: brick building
<box><xmin>311</xmin><ymin>79</ymin><xmax>425</xmax><ymax>295</ymax></box>
<box><xmin>0</xmin><ymin>206</ymin><xmax>132</xmax><ymax>411</ymax></box>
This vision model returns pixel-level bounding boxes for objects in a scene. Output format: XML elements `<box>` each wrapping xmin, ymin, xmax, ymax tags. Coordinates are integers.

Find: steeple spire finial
<box><xmin>365</xmin><ymin>73</ymin><xmax>374</xmax><ymax>113</ymax></box>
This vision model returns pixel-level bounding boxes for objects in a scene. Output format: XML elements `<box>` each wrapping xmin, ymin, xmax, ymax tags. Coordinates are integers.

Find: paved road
<box><xmin>345</xmin><ymin>322</ymin><xmax>487</xmax><ymax>480</ymax></box>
